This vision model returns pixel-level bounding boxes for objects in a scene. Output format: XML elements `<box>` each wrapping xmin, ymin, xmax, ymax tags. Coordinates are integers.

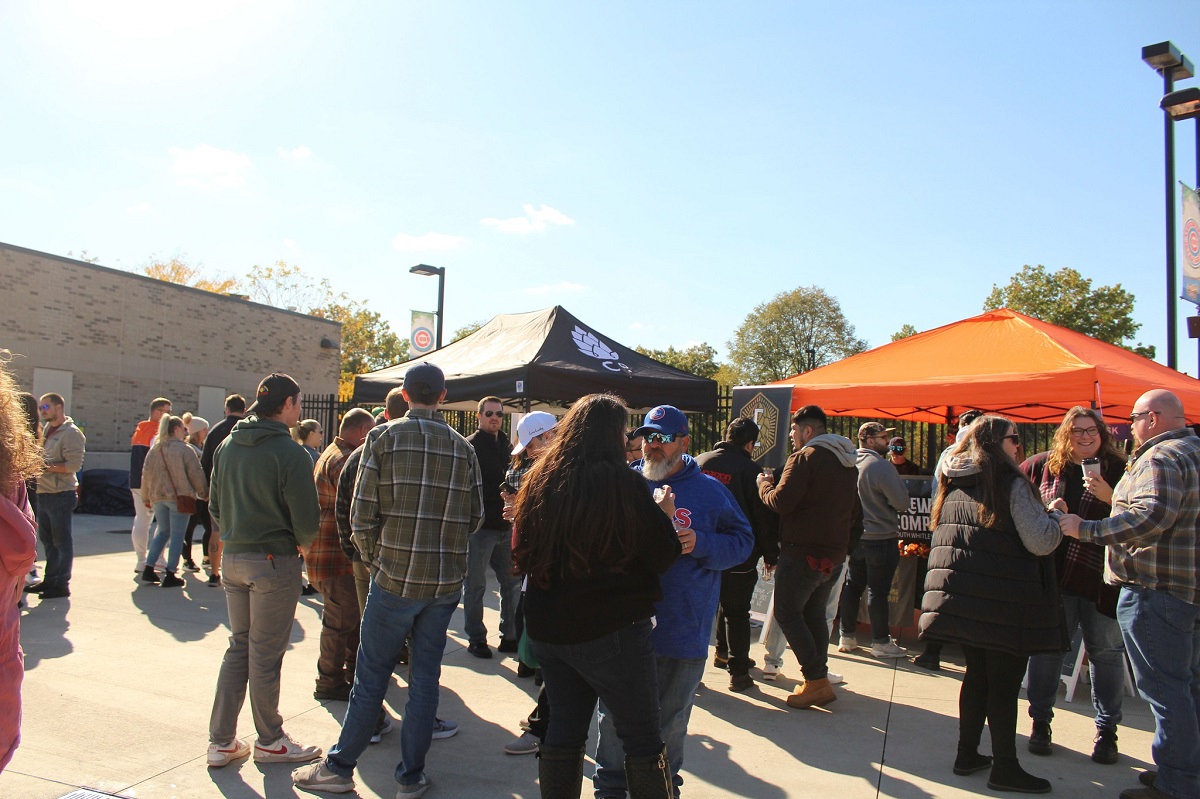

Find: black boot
<box><xmin>988</xmin><ymin>756</ymin><xmax>1051</xmax><ymax>794</ymax></box>
<box><xmin>953</xmin><ymin>746</ymin><xmax>993</xmax><ymax>776</ymax></box>
<box><xmin>626</xmin><ymin>745</ymin><xmax>672</xmax><ymax>799</ymax></box>
<box><xmin>1028</xmin><ymin>720</ymin><xmax>1052</xmax><ymax>755</ymax></box>
<box><xmin>537</xmin><ymin>745</ymin><xmax>584</xmax><ymax>799</ymax></box>
<box><xmin>1091</xmin><ymin>727</ymin><xmax>1118</xmax><ymax>764</ymax></box>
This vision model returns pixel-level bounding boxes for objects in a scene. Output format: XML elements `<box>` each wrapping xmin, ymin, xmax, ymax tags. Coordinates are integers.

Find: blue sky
<box><xmin>4</xmin><ymin>2</ymin><xmax>1200</xmax><ymax>375</ymax></box>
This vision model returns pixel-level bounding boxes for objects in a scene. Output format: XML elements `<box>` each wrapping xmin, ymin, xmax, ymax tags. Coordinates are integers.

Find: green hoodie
<box><xmin>209</xmin><ymin>415</ymin><xmax>320</xmax><ymax>555</ymax></box>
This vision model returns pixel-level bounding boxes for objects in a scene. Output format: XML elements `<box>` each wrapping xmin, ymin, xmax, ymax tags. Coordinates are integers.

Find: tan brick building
<box><xmin>0</xmin><ymin>242</ymin><xmax>340</xmax><ymax>467</ymax></box>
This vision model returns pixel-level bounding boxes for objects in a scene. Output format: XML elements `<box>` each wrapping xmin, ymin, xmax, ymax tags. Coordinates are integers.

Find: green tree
<box><xmin>726</xmin><ymin>286</ymin><xmax>869</xmax><ymax>384</ymax></box>
<box><xmin>984</xmin><ymin>264</ymin><xmax>1156</xmax><ymax>359</ymax></box>
<box><xmin>634</xmin><ymin>343</ymin><xmax>720</xmax><ymax>379</ymax></box>
<box><xmin>451</xmin><ymin>320</ymin><xmax>486</xmax><ymax>343</ymax></box>
<box><xmin>140</xmin><ymin>256</ymin><xmax>239</xmax><ymax>294</ymax></box>
<box><xmin>311</xmin><ymin>300</ymin><xmax>408</xmax><ymax>396</ymax></box>
<box><xmin>891</xmin><ymin>324</ymin><xmax>919</xmax><ymax>342</ymax></box>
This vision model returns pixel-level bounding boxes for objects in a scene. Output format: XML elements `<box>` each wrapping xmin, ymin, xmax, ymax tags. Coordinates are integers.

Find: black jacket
<box><xmin>919</xmin><ymin>476</ymin><xmax>1067</xmax><ymax>656</ymax></box>
<box><xmin>694</xmin><ymin>442</ymin><xmax>779</xmax><ymax>570</ymax></box>
<box><xmin>201</xmin><ymin>414</ymin><xmax>241</xmax><ymax>484</ymax></box>
<box><xmin>466</xmin><ymin>428</ymin><xmax>513</xmax><ymax>530</ymax></box>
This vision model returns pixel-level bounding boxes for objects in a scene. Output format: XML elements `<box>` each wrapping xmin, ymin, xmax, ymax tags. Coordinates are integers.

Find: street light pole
<box><xmin>409</xmin><ymin>264</ymin><xmax>446</xmax><ymax>349</ymax></box>
<box><xmin>1143</xmin><ymin>42</ymin><xmax>1195</xmax><ymax>370</ymax></box>
<box><xmin>1161</xmin><ymin>85</ymin><xmax>1200</xmax><ymax>370</ymax></box>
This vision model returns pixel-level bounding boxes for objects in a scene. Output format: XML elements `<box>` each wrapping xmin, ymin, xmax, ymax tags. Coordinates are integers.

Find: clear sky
<box><xmin>4</xmin><ymin>1</ymin><xmax>1200</xmax><ymax>375</ymax></box>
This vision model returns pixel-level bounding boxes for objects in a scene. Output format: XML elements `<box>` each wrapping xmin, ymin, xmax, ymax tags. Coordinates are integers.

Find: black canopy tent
<box><xmin>352</xmin><ymin>306</ymin><xmax>718</xmax><ymax>411</ymax></box>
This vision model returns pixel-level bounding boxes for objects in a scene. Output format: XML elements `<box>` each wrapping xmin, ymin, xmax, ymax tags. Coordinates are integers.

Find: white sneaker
<box><xmin>827</xmin><ymin>672</ymin><xmax>845</xmax><ymax>685</ymax></box>
<box><xmin>291</xmin><ymin>761</ymin><xmax>355</xmax><ymax>793</ymax></box>
<box><xmin>871</xmin><ymin>638</ymin><xmax>908</xmax><ymax>659</ymax></box>
<box><xmin>504</xmin><ymin>731</ymin><xmax>540</xmax><ymax>755</ymax></box>
<box><xmin>254</xmin><ymin>733</ymin><xmax>322</xmax><ymax>763</ymax></box>
<box><xmin>431</xmin><ymin>717</ymin><xmax>458</xmax><ymax>739</ymax></box>
<box><xmin>207</xmin><ymin>738</ymin><xmax>251</xmax><ymax>768</ymax></box>
<box><xmin>838</xmin><ymin>635</ymin><xmax>858</xmax><ymax>652</ymax></box>
<box><xmin>762</xmin><ymin>663</ymin><xmax>781</xmax><ymax>681</ymax></box>
<box><xmin>370</xmin><ymin>716</ymin><xmax>394</xmax><ymax>744</ymax></box>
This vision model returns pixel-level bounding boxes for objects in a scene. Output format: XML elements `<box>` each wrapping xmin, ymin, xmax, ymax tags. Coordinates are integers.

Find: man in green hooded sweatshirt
<box><xmin>205</xmin><ymin>373</ymin><xmax>322</xmax><ymax>769</ymax></box>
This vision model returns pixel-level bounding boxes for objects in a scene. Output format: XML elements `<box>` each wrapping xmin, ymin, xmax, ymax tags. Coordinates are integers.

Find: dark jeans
<box><xmin>773</xmin><ymin>551</ymin><xmax>842</xmax><ymax>681</ymax></box>
<box><xmin>714</xmin><ymin>568</ymin><xmax>759</xmax><ymax>674</ymax></box>
<box><xmin>840</xmin><ymin>538</ymin><xmax>901</xmax><ymax>641</ymax></box>
<box><xmin>183</xmin><ymin>499</ymin><xmax>212</xmax><ymax>562</ymax></box>
<box><xmin>36</xmin><ymin>491</ymin><xmax>75</xmax><ymax>591</ymax></box>
<box><xmin>959</xmin><ymin>644</ymin><xmax>1029</xmax><ymax>759</ymax></box>
<box><xmin>531</xmin><ymin>619</ymin><xmax>662</xmax><ymax>757</ymax></box>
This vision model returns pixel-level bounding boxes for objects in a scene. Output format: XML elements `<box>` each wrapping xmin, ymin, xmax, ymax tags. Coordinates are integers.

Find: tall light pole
<box><xmin>1161</xmin><ymin>85</ymin><xmax>1200</xmax><ymax>369</ymax></box>
<box><xmin>1143</xmin><ymin>41</ymin><xmax>1194</xmax><ymax>370</ymax></box>
<box><xmin>409</xmin><ymin>263</ymin><xmax>446</xmax><ymax>349</ymax></box>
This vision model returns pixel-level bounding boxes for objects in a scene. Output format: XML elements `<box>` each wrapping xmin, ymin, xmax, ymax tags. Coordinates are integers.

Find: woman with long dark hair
<box><xmin>919</xmin><ymin>415</ymin><xmax>1064</xmax><ymax>794</ymax></box>
<box><xmin>1021</xmin><ymin>406</ymin><xmax>1126</xmax><ymax>763</ymax></box>
<box><xmin>513</xmin><ymin>394</ymin><xmax>680</xmax><ymax>798</ymax></box>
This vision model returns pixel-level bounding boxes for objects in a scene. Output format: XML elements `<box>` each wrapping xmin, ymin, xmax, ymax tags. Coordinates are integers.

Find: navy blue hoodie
<box><xmin>636</xmin><ymin>454</ymin><xmax>753</xmax><ymax>659</ymax></box>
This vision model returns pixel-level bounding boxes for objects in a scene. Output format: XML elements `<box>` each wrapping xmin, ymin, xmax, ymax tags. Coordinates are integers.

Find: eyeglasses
<box><xmin>39</xmin><ymin>403</ymin><xmax>52</xmax><ymax>411</ymax></box>
<box><xmin>1003</xmin><ymin>434</ymin><xmax>1021</xmax><ymax>443</ymax></box>
<box><xmin>481</xmin><ymin>410</ymin><xmax>504</xmax><ymax>418</ymax></box>
<box><xmin>644</xmin><ymin>432</ymin><xmax>682</xmax><ymax>445</ymax></box>
<box><xmin>1069</xmin><ymin>427</ymin><xmax>1099</xmax><ymax>438</ymax></box>
<box><xmin>1129</xmin><ymin>410</ymin><xmax>1157</xmax><ymax>424</ymax></box>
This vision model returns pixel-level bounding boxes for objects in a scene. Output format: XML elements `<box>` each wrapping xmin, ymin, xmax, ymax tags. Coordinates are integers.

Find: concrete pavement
<box><xmin>3</xmin><ymin>514</ymin><xmax>1160</xmax><ymax>798</ymax></box>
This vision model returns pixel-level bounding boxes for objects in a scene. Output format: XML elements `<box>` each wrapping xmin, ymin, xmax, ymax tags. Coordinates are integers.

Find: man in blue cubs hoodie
<box><xmin>594</xmin><ymin>405</ymin><xmax>752</xmax><ymax>798</ymax></box>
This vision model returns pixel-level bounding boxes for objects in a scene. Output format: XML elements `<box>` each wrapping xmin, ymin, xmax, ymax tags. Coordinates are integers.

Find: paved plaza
<box><xmin>3</xmin><ymin>514</ymin><xmax>1160</xmax><ymax>799</ymax></box>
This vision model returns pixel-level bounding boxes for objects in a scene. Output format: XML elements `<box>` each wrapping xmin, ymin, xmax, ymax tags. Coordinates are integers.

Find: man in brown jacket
<box><xmin>757</xmin><ymin>404</ymin><xmax>861</xmax><ymax>709</ymax></box>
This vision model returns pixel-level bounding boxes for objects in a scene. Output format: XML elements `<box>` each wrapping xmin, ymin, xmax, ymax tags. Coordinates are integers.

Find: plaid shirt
<box><xmin>351</xmin><ymin>409</ymin><xmax>483</xmax><ymax>600</ymax></box>
<box><xmin>336</xmin><ymin>444</ymin><xmax>365</xmax><ymax>561</ymax></box>
<box><xmin>1080</xmin><ymin>427</ymin><xmax>1200</xmax><ymax>605</ymax></box>
<box><xmin>304</xmin><ymin>437</ymin><xmax>355</xmax><ymax>583</ymax></box>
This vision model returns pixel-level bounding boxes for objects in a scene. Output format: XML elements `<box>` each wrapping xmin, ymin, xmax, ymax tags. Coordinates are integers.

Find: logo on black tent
<box><xmin>571</xmin><ymin>326</ymin><xmax>631</xmax><ymax>374</ymax></box>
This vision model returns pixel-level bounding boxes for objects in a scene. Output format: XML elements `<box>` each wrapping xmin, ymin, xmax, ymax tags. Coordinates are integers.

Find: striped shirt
<box><xmin>1079</xmin><ymin>427</ymin><xmax>1200</xmax><ymax>605</ymax></box>
<box><xmin>351</xmin><ymin>409</ymin><xmax>483</xmax><ymax>600</ymax></box>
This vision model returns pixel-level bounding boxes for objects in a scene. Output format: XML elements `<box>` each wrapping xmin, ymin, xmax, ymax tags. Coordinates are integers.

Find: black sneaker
<box><xmin>497</xmin><ymin>638</ymin><xmax>519</xmax><ymax>653</ymax></box>
<box><xmin>161</xmin><ymin>572</ymin><xmax>185</xmax><ymax>587</ymax></box>
<box><xmin>1028</xmin><ymin>720</ymin><xmax>1052</xmax><ymax>756</ymax></box>
<box><xmin>183</xmin><ymin>559</ymin><xmax>201</xmax><ymax>572</ymax></box>
<box><xmin>301</xmin><ymin>584</ymin><xmax>318</xmax><ymax>596</ymax></box>
<box><xmin>314</xmin><ymin>683</ymin><xmax>352</xmax><ymax>701</ymax></box>
<box><xmin>207</xmin><ymin>573</ymin><xmax>221</xmax><ymax>587</ymax></box>
<box><xmin>23</xmin><ymin>582</ymin><xmax>44</xmax><ymax>594</ymax></box>
<box><xmin>39</xmin><ymin>586</ymin><xmax>70</xmax><ymax>599</ymax></box>
<box><xmin>142</xmin><ymin>566</ymin><xmax>161</xmax><ymax>584</ymax></box>
<box><xmin>1092</xmin><ymin>727</ymin><xmax>1118</xmax><ymax>764</ymax></box>
<box><xmin>729</xmin><ymin>672</ymin><xmax>754</xmax><ymax>692</ymax></box>
<box><xmin>467</xmin><ymin>642</ymin><xmax>493</xmax><ymax>659</ymax></box>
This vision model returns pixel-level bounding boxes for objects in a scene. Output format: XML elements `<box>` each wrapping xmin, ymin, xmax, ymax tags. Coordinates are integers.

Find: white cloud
<box><xmin>126</xmin><ymin>201</ymin><xmax>153</xmax><ymax>216</ymax></box>
<box><xmin>391</xmin><ymin>231</ymin><xmax>466</xmax><ymax>252</ymax></box>
<box><xmin>168</xmin><ymin>144</ymin><xmax>251</xmax><ymax>189</ymax></box>
<box><xmin>524</xmin><ymin>281</ymin><xmax>589</xmax><ymax>296</ymax></box>
<box><xmin>283</xmin><ymin>238</ymin><xmax>297</xmax><ymax>250</ymax></box>
<box><xmin>481</xmin><ymin>203</ymin><xmax>576</xmax><ymax>234</ymax></box>
<box><xmin>629</xmin><ymin>322</ymin><xmax>648</xmax><ymax>330</ymax></box>
<box><xmin>278</xmin><ymin>145</ymin><xmax>313</xmax><ymax>161</ymax></box>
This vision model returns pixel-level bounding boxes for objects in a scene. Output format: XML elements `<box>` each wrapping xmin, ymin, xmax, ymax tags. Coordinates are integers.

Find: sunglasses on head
<box><xmin>644</xmin><ymin>431</ymin><xmax>682</xmax><ymax>444</ymax></box>
<box><xmin>482</xmin><ymin>410</ymin><xmax>504</xmax><ymax>418</ymax></box>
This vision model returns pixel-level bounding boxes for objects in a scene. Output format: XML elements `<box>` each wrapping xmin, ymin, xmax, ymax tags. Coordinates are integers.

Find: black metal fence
<box><xmin>309</xmin><ymin>390</ymin><xmax>1060</xmax><ymax>467</ymax></box>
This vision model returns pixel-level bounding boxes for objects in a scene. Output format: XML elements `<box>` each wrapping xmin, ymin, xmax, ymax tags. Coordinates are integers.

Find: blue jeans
<box><xmin>147</xmin><ymin>501</ymin><xmax>190</xmax><ymax>574</ymax></box>
<box><xmin>36</xmin><ymin>491</ymin><xmax>75</xmax><ymax>591</ymax></box>
<box><xmin>594</xmin><ymin>654</ymin><xmax>705</xmax><ymax>799</ymax></box>
<box><xmin>326</xmin><ymin>582</ymin><xmax>460</xmax><ymax>789</ymax></box>
<box><xmin>531</xmin><ymin>619</ymin><xmax>661</xmax><ymax>756</ymax></box>
<box><xmin>463</xmin><ymin>526</ymin><xmax>522</xmax><ymax>644</ymax></box>
<box><xmin>1026</xmin><ymin>589</ymin><xmax>1125</xmax><ymax>729</ymax></box>
<box><xmin>772</xmin><ymin>552</ymin><xmax>842</xmax><ymax>680</ymax></box>
<box><xmin>1117</xmin><ymin>585</ymin><xmax>1200</xmax><ymax>799</ymax></box>
<box><xmin>840</xmin><ymin>538</ymin><xmax>900</xmax><ymax>642</ymax></box>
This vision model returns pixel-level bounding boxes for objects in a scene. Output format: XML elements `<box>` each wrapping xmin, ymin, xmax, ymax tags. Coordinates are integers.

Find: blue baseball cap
<box><xmin>633</xmin><ymin>405</ymin><xmax>689</xmax><ymax>438</ymax></box>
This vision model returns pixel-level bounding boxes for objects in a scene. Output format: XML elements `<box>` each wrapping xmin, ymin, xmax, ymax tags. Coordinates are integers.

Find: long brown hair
<box><xmin>513</xmin><ymin>393</ymin><xmax>659</xmax><ymax>589</ymax></box>
<box><xmin>1046</xmin><ymin>406</ymin><xmax>1125</xmax><ymax>476</ymax></box>
<box><xmin>931</xmin><ymin>415</ymin><xmax>1034</xmax><ymax>529</ymax></box>
<box><xmin>0</xmin><ymin>352</ymin><xmax>44</xmax><ymax>495</ymax></box>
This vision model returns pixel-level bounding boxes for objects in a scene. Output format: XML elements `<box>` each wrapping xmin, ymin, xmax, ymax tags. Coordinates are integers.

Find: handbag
<box><xmin>164</xmin><ymin>451</ymin><xmax>198</xmax><ymax>515</ymax></box>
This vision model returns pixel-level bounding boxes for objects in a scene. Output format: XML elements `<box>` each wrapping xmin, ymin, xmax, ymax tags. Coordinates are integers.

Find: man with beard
<box><xmin>593</xmin><ymin>405</ymin><xmax>752</xmax><ymax>799</ymax></box>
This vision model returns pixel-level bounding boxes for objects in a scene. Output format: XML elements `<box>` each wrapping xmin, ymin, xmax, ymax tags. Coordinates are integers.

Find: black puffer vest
<box><xmin>919</xmin><ymin>476</ymin><xmax>1067</xmax><ymax>656</ymax></box>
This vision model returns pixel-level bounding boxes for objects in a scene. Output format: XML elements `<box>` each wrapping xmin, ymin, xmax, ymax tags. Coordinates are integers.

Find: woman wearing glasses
<box><xmin>513</xmin><ymin>394</ymin><xmax>680</xmax><ymax>798</ymax></box>
<box><xmin>1020</xmin><ymin>407</ymin><xmax>1127</xmax><ymax>765</ymax></box>
<box><xmin>919</xmin><ymin>415</ymin><xmax>1064</xmax><ymax>794</ymax></box>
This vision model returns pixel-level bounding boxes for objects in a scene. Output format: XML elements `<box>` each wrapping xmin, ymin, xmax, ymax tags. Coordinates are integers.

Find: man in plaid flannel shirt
<box><xmin>1060</xmin><ymin>390</ymin><xmax>1200</xmax><ymax>799</ymax></box>
<box><xmin>295</xmin><ymin>363</ymin><xmax>483</xmax><ymax>798</ymax></box>
<box><xmin>305</xmin><ymin>407</ymin><xmax>376</xmax><ymax>702</ymax></box>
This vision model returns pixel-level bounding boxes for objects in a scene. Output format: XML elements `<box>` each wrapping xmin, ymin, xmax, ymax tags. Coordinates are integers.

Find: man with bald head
<box><xmin>1060</xmin><ymin>390</ymin><xmax>1200</xmax><ymax>799</ymax></box>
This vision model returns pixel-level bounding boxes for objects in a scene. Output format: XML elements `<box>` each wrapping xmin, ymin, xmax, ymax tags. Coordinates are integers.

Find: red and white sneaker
<box><xmin>208</xmin><ymin>738</ymin><xmax>251</xmax><ymax>768</ymax></box>
<box><xmin>254</xmin><ymin>733</ymin><xmax>322</xmax><ymax>763</ymax></box>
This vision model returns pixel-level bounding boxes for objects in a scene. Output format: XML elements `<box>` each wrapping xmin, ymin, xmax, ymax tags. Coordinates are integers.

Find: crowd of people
<box><xmin>3</xmin><ymin>353</ymin><xmax>1199</xmax><ymax>799</ymax></box>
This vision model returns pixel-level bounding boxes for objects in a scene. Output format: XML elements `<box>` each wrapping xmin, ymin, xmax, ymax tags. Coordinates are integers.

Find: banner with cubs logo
<box><xmin>730</xmin><ymin>386</ymin><xmax>794</xmax><ymax>470</ymax></box>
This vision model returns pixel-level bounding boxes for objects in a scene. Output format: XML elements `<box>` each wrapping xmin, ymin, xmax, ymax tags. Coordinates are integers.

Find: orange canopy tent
<box><xmin>765</xmin><ymin>309</ymin><xmax>1200</xmax><ymax>424</ymax></box>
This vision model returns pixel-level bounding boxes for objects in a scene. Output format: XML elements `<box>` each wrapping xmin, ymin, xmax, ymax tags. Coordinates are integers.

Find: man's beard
<box><xmin>642</xmin><ymin>449</ymin><xmax>682</xmax><ymax>481</ymax></box>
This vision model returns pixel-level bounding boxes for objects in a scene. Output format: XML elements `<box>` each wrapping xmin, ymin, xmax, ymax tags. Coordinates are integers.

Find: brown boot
<box><xmin>786</xmin><ymin>677</ymin><xmax>836</xmax><ymax>708</ymax></box>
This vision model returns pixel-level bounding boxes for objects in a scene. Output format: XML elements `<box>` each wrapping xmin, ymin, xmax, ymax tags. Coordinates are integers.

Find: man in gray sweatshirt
<box><xmin>838</xmin><ymin>421</ymin><xmax>910</xmax><ymax>659</ymax></box>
